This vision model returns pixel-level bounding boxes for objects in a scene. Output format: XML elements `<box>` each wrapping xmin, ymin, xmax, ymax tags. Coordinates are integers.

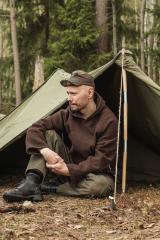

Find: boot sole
<box><xmin>41</xmin><ymin>188</ymin><xmax>56</xmax><ymax>195</ymax></box>
<box><xmin>3</xmin><ymin>193</ymin><xmax>43</xmax><ymax>203</ymax></box>
<box><xmin>40</xmin><ymin>185</ymin><xmax>57</xmax><ymax>195</ymax></box>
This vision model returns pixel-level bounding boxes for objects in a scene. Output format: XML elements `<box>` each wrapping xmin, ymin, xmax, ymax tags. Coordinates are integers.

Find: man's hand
<box><xmin>40</xmin><ymin>148</ymin><xmax>69</xmax><ymax>176</ymax></box>
<box><xmin>40</xmin><ymin>148</ymin><xmax>63</xmax><ymax>165</ymax></box>
<box><xmin>46</xmin><ymin>162</ymin><xmax>70</xmax><ymax>176</ymax></box>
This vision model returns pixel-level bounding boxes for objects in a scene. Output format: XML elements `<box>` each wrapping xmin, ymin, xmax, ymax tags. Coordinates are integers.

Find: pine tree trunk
<box><xmin>153</xmin><ymin>66</ymin><xmax>156</xmax><ymax>82</ymax></box>
<box><xmin>146</xmin><ymin>5</ymin><xmax>154</xmax><ymax>78</ymax></box>
<box><xmin>10</xmin><ymin>0</ymin><xmax>22</xmax><ymax>106</ymax></box>
<box><xmin>0</xmin><ymin>25</ymin><xmax>3</xmax><ymax>111</ymax></box>
<box><xmin>147</xmin><ymin>0</ymin><xmax>158</xmax><ymax>80</ymax></box>
<box><xmin>135</xmin><ymin>0</ymin><xmax>139</xmax><ymax>52</ymax></box>
<box><xmin>96</xmin><ymin>0</ymin><xmax>110</xmax><ymax>53</ymax></box>
<box><xmin>147</xmin><ymin>34</ymin><xmax>154</xmax><ymax>79</ymax></box>
<box><xmin>111</xmin><ymin>0</ymin><xmax>117</xmax><ymax>56</ymax></box>
<box><xmin>140</xmin><ymin>0</ymin><xmax>146</xmax><ymax>72</ymax></box>
<box><xmin>121</xmin><ymin>15</ymin><xmax>126</xmax><ymax>49</ymax></box>
<box><xmin>153</xmin><ymin>34</ymin><xmax>158</xmax><ymax>83</ymax></box>
<box><xmin>32</xmin><ymin>55</ymin><xmax>44</xmax><ymax>92</ymax></box>
<box><xmin>0</xmin><ymin>0</ymin><xmax>4</xmax><ymax>111</ymax></box>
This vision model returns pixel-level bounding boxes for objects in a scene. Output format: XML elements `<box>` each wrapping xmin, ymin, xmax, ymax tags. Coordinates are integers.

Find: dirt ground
<box><xmin>1</xmin><ymin>175</ymin><xmax>160</xmax><ymax>240</ymax></box>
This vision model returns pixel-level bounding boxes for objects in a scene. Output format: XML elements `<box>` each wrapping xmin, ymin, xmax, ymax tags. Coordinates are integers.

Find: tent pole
<box><xmin>121</xmin><ymin>49</ymin><xmax>128</xmax><ymax>193</ymax></box>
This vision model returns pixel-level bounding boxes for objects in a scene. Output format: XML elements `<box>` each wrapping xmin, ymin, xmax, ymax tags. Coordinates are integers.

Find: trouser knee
<box><xmin>26</xmin><ymin>130</ymin><xmax>59</xmax><ymax>177</ymax></box>
<box><xmin>57</xmin><ymin>173</ymin><xmax>114</xmax><ymax>198</ymax></box>
<box><xmin>82</xmin><ymin>173</ymin><xmax>114</xmax><ymax>197</ymax></box>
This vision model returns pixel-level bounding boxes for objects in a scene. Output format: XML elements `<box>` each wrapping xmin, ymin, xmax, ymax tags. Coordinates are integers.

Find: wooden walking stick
<box><xmin>121</xmin><ymin>49</ymin><xmax>128</xmax><ymax>193</ymax></box>
<box><xmin>109</xmin><ymin>51</ymin><xmax>124</xmax><ymax>209</ymax></box>
<box><xmin>109</xmin><ymin>48</ymin><xmax>128</xmax><ymax>209</ymax></box>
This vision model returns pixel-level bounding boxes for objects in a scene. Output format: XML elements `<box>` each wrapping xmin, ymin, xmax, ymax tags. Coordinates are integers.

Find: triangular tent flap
<box><xmin>91</xmin><ymin>50</ymin><xmax>160</xmax><ymax>151</ymax></box>
<box><xmin>0</xmin><ymin>50</ymin><xmax>160</xmax><ymax>181</ymax></box>
<box><xmin>90</xmin><ymin>50</ymin><xmax>160</xmax><ymax>181</ymax></box>
<box><xmin>0</xmin><ymin>69</ymin><xmax>70</xmax><ymax>151</ymax></box>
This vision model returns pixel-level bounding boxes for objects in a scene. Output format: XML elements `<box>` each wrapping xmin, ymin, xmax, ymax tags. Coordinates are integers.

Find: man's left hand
<box><xmin>46</xmin><ymin>161</ymin><xmax>70</xmax><ymax>176</ymax></box>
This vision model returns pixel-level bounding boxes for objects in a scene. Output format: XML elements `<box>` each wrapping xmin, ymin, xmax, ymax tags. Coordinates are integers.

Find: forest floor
<box><xmin>0</xmin><ymin>174</ymin><xmax>160</xmax><ymax>240</ymax></box>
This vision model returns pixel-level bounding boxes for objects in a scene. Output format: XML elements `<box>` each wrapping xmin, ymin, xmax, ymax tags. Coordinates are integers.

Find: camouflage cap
<box><xmin>60</xmin><ymin>70</ymin><xmax>95</xmax><ymax>87</ymax></box>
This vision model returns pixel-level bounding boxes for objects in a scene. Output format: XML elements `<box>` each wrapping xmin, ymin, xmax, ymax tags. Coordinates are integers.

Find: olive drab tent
<box><xmin>0</xmin><ymin>114</ymin><xmax>5</xmax><ymax>120</ymax></box>
<box><xmin>0</xmin><ymin>50</ymin><xmax>160</xmax><ymax>185</ymax></box>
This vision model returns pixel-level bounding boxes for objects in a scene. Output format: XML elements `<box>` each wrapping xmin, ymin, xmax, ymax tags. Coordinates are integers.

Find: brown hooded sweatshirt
<box><xmin>26</xmin><ymin>92</ymin><xmax>118</xmax><ymax>184</ymax></box>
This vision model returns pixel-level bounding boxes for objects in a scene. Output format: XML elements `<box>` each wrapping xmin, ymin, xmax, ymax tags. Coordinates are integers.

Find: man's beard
<box><xmin>69</xmin><ymin>103</ymin><xmax>82</xmax><ymax>113</ymax></box>
<box><xmin>69</xmin><ymin>101</ymin><xmax>86</xmax><ymax>113</ymax></box>
<box><xmin>70</xmin><ymin>104</ymin><xmax>79</xmax><ymax>112</ymax></box>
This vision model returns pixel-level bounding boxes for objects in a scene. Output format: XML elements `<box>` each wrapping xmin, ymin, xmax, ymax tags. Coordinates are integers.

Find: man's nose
<box><xmin>68</xmin><ymin>95</ymin><xmax>72</xmax><ymax>101</ymax></box>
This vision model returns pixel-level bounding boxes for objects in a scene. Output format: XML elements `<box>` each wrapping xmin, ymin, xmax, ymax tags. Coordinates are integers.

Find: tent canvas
<box><xmin>0</xmin><ymin>50</ymin><xmax>160</xmax><ymax>182</ymax></box>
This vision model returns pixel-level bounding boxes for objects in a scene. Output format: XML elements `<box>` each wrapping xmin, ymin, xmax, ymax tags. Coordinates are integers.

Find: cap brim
<box><xmin>60</xmin><ymin>80</ymin><xmax>79</xmax><ymax>87</ymax></box>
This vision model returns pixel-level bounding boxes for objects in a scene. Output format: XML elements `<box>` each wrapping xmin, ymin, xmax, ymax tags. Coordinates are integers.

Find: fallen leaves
<box><xmin>0</xmin><ymin>204</ymin><xmax>35</xmax><ymax>214</ymax></box>
<box><xmin>1</xmin><ymin>177</ymin><xmax>160</xmax><ymax>239</ymax></box>
<box><xmin>106</xmin><ymin>230</ymin><xmax>117</xmax><ymax>234</ymax></box>
<box><xmin>68</xmin><ymin>224</ymin><xmax>84</xmax><ymax>229</ymax></box>
<box><xmin>144</xmin><ymin>223</ymin><xmax>155</xmax><ymax>228</ymax></box>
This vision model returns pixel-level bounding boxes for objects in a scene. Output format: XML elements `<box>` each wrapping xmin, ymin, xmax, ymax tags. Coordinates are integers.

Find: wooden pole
<box><xmin>112</xmin><ymin>66</ymin><xmax>123</xmax><ymax>205</ymax></box>
<box><xmin>121</xmin><ymin>49</ymin><xmax>128</xmax><ymax>193</ymax></box>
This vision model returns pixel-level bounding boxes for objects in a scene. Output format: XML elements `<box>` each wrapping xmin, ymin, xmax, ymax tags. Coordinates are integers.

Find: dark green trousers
<box><xmin>26</xmin><ymin>130</ymin><xmax>114</xmax><ymax>197</ymax></box>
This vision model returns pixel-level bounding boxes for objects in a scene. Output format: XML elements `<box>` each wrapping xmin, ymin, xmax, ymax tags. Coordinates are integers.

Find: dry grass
<box><xmin>1</xmin><ymin>175</ymin><xmax>160</xmax><ymax>240</ymax></box>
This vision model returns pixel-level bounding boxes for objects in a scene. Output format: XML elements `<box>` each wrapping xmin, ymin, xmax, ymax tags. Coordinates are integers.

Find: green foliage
<box><xmin>1</xmin><ymin>0</ymin><xmax>160</xmax><ymax>113</ymax></box>
<box><xmin>16</xmin><ymin>1</ymin><xmax>52</xmax><ymax>98</ymax></box>
<box><xmin>145</xmin><ymin>4</ymin><xmax>160</xmax><ymax>76</ymax></box>
<box><xmin>44</xmin><ymin>0</ymin><xmax>98</xmax><ymax>75</ymax></box>
<box><xmin>119</xmin><ymin>1</ymin><xmax>139</xmax><ymax>50</ymax></box>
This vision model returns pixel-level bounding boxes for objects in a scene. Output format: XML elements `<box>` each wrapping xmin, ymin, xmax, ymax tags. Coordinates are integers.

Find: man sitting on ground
<box><xmin>3</xmin><ymin>70</ymin><xmax>118</xmax><ymax>202</ymax></box>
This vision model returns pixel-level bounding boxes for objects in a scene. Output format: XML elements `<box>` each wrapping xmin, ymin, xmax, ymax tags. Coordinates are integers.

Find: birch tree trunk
<box><xmin>32</xmin><ymin>55</ymin><xmax>44</xmax><ymax>92</ymax></box>
<box><xmin>111</xmin><ymin>0</ymin><xmax>117</xmax><ymax>56</ymax></box>
<box><xmin>140</xmin><ymin>0</ymin><xmax>146</xmax><ymax>72</ymax></box>
<box><xmin>10</xmin><ymin>0</ymin><xmax>22</xmax><ymax>106</ymax></box>
<box><xmin>96</xmin><ymin>0</ymin><xmax>110</xmax><ymax>53</ymax></box>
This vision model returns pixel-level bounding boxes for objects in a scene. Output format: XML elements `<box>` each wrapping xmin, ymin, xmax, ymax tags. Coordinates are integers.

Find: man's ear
<box><xmin>88</xmin><ymin>87</ymin><xmax>94</xmax><ymax>99</ymax></box>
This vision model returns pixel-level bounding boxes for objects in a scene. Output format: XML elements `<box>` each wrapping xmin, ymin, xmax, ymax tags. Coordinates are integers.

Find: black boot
<box><xmin>41</xmin><ymin>183</ymin><xmax>57</xmax><ymax>195</ymax></box>
<box><xmin>3</xmin><ymin>172</ymin><xmax>43</xmax><ymax>203</ymax></box>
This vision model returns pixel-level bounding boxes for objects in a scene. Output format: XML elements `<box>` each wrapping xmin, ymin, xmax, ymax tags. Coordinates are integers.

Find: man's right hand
<box><xmin>40</xmin><ymin>148</ymin><xmax>63</xmax><ymax>165</ymax></box>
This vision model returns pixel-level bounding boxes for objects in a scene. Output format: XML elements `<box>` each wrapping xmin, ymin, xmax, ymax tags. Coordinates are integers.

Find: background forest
<box><xmin>0</xmin><ymin>0</ymin><xmax>160</xmax><ymax>113</ymax></box>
